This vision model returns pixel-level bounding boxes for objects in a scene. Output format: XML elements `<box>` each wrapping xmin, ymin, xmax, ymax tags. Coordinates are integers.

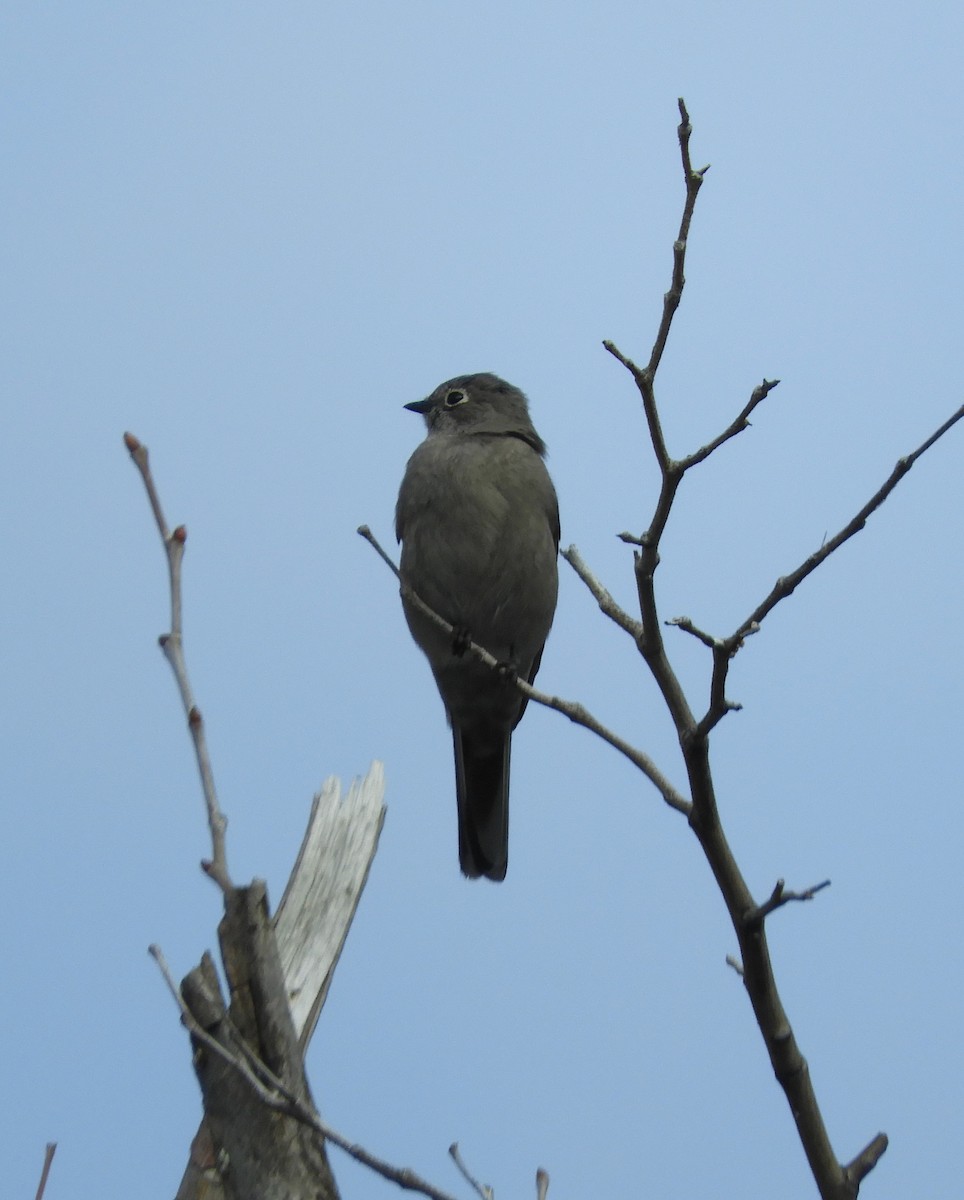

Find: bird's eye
<box><xmin>444</xmin><ymin>389</ymin><xmax>467</xmax><ymax>408</ymax></box>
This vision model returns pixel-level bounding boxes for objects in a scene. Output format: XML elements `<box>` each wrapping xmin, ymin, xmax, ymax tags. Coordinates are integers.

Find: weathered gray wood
<box><xmin>180</xmin><ymin>887</ymin><xmax>338</xmax><ymax>1200</ymax></box>
<box><xmin>274</xmin><ymin>764</ymin><xmax>386</xmax><ymax>1048</ymax></box>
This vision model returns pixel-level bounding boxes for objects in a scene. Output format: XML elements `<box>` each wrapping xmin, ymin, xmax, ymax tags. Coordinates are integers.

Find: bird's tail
<box><xmin>453</xmin><ymin>727</ymin><xmax>510</xmax><ymax>881</ymax></box>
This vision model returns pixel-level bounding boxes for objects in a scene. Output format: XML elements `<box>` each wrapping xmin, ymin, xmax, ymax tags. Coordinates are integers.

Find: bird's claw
<box><xmin>496</xmin><ymin>660</ymin><xmax>518</xmax><ymax>685</ymax></box>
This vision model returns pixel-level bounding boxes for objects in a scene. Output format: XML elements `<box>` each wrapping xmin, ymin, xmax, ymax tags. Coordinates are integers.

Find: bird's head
<box><xmin>405</xmin><ymin>373</ymin><xmax>546</xmax><ymax>455</ymax></box>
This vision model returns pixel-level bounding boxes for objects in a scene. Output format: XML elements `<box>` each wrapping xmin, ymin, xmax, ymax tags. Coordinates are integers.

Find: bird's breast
<box><xmin>398</xmin><ymin>435</ymin><xmax>558</xmax><ymax>663</ymax></box>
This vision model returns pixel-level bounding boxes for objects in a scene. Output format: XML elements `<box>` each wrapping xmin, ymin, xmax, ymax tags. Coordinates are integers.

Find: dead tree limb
<box><xmin>126</xmin><ymin>436</ymin><xmax>467</xmax><ymax>1200</ymax></box>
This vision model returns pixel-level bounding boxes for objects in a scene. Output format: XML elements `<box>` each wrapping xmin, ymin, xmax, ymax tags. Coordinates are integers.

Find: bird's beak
<box><xmin>404</xmin><ymin>398</ymin><xmax>433</xmax><ymax>414</ymax></box>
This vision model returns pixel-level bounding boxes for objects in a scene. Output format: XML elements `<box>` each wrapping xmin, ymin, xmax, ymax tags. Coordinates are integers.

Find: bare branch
<box><xmin>603</xmin><ymin>101</ymin><xmax>707</xmax><ymax>476</ymax></box>
<box><xmin>844</xmin><ymin>1135</ymin><xmax>890</xmax><ymax>1188</ymax></box>
<box><xmin>667</xmin><ymin>621</ymin><xmax>746</xmax><ymax>720</ymax></box>
<box><xmin>731</xmin><ymin>404</ymin><xmax>963</xmax><ymax>644</ymax></box>
<box><xmin>745</xmin><ymin>878</ymin><xmax>831</xmax><ymax>926</ymax></box>
<box><xmin>359</xmin><ymin>526</ymin><xmax>690</xmax><ymax>815</ymax></box>
<box><xmin>691</xmin><ymin>404</ymin><xmax>964</xmax><ymax>739</ymax></box>
<box><xmin>536</xmin><ymin>1168</ymin><xmax>550</xmax><ymax>1200</ymax></box>
<box><xmin>665</xmin><ymin>615</ymin><xmax>718</xmax><ymax>649</ymax></box>
<box><xmin>34</xmin><ymin>1143</ymin><xmax>57</xmax><ymax>1200</ymax></box>
<box><xmin>680</xmin><ymin>377</ymin><xmax>781</xmax><ymax>471</ymax></box>
<box><xmin>595</xmin><ymin>105</ymin><xmax>896</xmax><ymax>1198</ymax></box>
<box><xmin>602</xmin><ymin>338</ymin><xmax>643</xmax><ymax>380</ymax></box>
<box><xmin>123</xmin><ymin>432</ymin><xmax>172</xmax><ymax>543</ymax></box>
<box><xmin>357</xmin><ymin>523</ymin><xmax>401</xmax><ymax>579</ymax></box>
<box><xmin>537</xmin><ymin>689</ymin><xmax>690</xmax><ymax>815</ymax></box>
<box><xmin>696</xmin><ymin>631</ymin><xmax>755</xmax><ymax>739</ymax></box>
<box><xmin>561</xmin><ymin>545</ymin><xmax>643</xmax><ymax>640</ymax></box>
<box><xmin>151</xmin><ymin>944</ymin><xmax>284</xmax><ymax>1107</ymax></box>
<box><xmin>651</xmin><ymin>97</ymin><xmax>709</xmax><ymax>382</ymax></box>
<box><xmin>124</xmin><ymin>433</ymin><xmax>232</xmax><ymax>892</ymax></box>
<box><xmin>449</xmin><ymin>1144</ymin><xmax>491</xmax><ymax>1200</ymax></box>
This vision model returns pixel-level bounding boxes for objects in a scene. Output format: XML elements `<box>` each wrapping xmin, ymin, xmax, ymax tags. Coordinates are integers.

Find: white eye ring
<box><xmin>443</xmin><ymin>389</ymin><xmax>468</xmax><ymax>409</ymax></box>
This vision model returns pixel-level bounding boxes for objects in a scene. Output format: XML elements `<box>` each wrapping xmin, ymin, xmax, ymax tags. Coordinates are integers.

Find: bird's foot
<box><xmin>496</xmin><ymin>660</ymin><xmax>519</xmax><ymax>685</ymax></box>
<box><xmin>451</xmin><ymin>626</ymin><xmax>472</xmax><ymax>657</ymax></box>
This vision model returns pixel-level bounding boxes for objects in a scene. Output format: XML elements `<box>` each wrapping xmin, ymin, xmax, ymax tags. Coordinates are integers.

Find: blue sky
<box><xmin>2</xmin><ymin>4</ymin><xmax>961</xmax><ymax>1198</ymax></box>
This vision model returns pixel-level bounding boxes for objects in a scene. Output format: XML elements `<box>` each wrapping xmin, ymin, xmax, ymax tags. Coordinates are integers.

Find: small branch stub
<box><xmin>449</xmin><ymin>1144</ymin><xmax>491</xmax><ymax>1200</ymax></box>
<box><xmin>746</xmin><ymin>878</ymin><xmax>832</xmax><ymax>927</ymax></box>
<box><xmin>34</xmin><ymin>1142</ymin><xmax>57</xmax><ymax>1200</ymax></box>
<box><xmin>845</xmin><ymin>1134</ymin><xmax>890</xmax><ymax>1187</ymax></box>
<box><xmin>666</xmin><ymin>615</ymin><xmax>718</xmax><ymax>649</ymax></box>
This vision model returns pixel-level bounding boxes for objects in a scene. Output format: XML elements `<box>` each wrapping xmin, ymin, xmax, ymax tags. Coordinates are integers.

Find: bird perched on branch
<box><xmin>396</xmin><ymin>373</ymin><xmax>560</xmax><ymax>881</ymax></box>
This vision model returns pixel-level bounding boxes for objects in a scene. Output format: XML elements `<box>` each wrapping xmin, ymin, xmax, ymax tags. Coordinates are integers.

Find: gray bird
<box><xmin>395</xmin><ymin>373</ymin><xmax>560</xmax><ymax>881</ymax></box>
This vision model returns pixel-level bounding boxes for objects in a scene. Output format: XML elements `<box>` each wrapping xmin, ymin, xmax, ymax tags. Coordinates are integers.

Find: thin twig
<box><xmin>695</xmin><ymin>405</ymin><xmax>964</xmax><ymax>737</ymax></box>
<box><xmin>561</xmin><ymin>545</ymin><xmax>643</xmax><ymax>640</ymax></box>
<box><xmin>538</xmin><ymin>688</ymin><xmax>689</xmax><ymax>815</ymax></box>
<box><xmin>680</xmin><ymin>378</ymin><xmax>781</xmax><ymax>471</ymax></box>
<box><xmin>34</xmin><ymin>1143</ymin><xmax>57</xmax><ymax>1200</ymax></box>
<box><xmin>701</xmin><ymin>635</ymin><xmax>750</xmax><ymax>734</ymax></box>
<box><xmin>745</xmin><ymin>878</ymin><xmax>831</xmax><ymax>926</ymax></box>
<box><xmin>665</xmin><ymin>615</ymin><xmax>718</xmax><ymax>649</ymax></box>
<box><xmin>651</xmin><ymin>98</ymin><xmax>710</xmax><ymax>381</ymax></box>
<box><xmin>359</xmin><ymin>527</ymin><xmax>690</xmax><ymax>815</ymax></box>
<box><xmin>734</xmin><ymin>404</ymin><xmax>964</xmax><ymax>643</ymax></box>
<box><xmin>604</xmin><ymin>99</ymin><xmax>709</xmax><ymax>479</ymax></box>
<box><xmin>602</xmin><ymin>339</ymin><xmax>643</xmax><ymax>380</ymax></box>
<box><xmin>124</xmin><ymin>434</ymin><xmax>232</xmax><ymax>892</ymax></box>
<box><xmin>844</xmin><ymin>1134</ymin><xmax>890</xmax><ymax>1187</ymax></box>
<box><xmin>536</xmin><ymin>1168</ymin><xmax>550</xmax><ymax>1200</ymax></box>
<box><xmin>449</xmin><ymin>1144</ymin><xmax>491</xmax><ymax>1200</ymax></box>
<box><xmin>358</xmin><ymin>523</ymin><xmax>400</xmax><ymax>579</ymax></box>
<box><xmin>601</xmin><ymin>106</ymin><xmax>710</xmax><ymax>673</ymax></box>
<box><xmin>150</xmin><ymin>946</ymin><xmax>276</xmax><ymax>1102</ymax></box>
<box><xmin>150</xmin><ymin>945</ymin><xmax>460</xmax><ymax>1200</ymax></box>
